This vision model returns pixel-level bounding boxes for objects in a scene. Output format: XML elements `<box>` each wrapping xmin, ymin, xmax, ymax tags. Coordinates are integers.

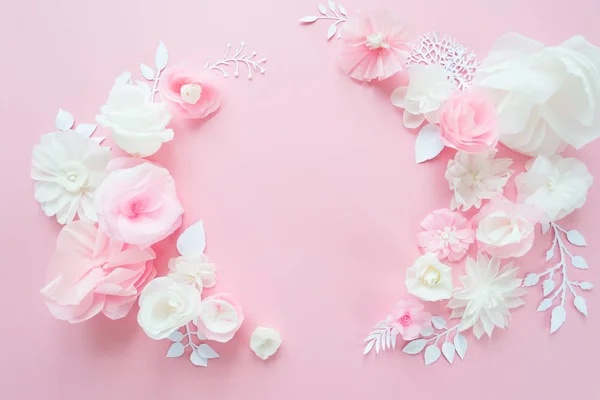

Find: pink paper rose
<box><xmin>439</xmin><ymin>91</ymin><xmax>499</xmax><ymax>153</ymax></box>
<box><xmin>196</xmin><ymin>294</ymin><xmax>244</xmax><ymax>343</ymax></box>
<box><xmin>159</xmin><ymin>68</ymin><xmax>220</xmax><ymax>119</ymax></box>
<box><xmin>94</xmin><ymin>161</ymin><xmax>183</xmax><ymax>248</ymax></box>
<box><xmin>40</xmin><ymin>220</ymin><xmax>156</xmax><ymax>323</ymax></box>
<box><xmin>417</xmin><ymin>209</ymin><xmax>475</xmax><ymax>262</ymax></box>
<box><xmin>386</xmin><ymin>299</ymin><xmax>432</xmax><ymax>340</ymax></box>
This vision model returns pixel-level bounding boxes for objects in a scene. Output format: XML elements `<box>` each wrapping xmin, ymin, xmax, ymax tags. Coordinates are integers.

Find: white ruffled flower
<box><xmin>448</xmin><ymin>253</ymin><xmax>526</xmax><ymax>339</ymax></box>
<box><xmin>168</xmin><ymin>254</ymin><xmax>217</xmax><ymax>293</ymax></box>
<box><xmin>96</xmin><ymin>84</ymin><xmax>174</xmax><ymax>157</ymax></box>
<box><xmin>405</xmin><ymin>253</ymin><xmax>453</xmax><ymax>301</ymax></box>
<box><xmin>250</xmin><ymin>326</ymin><xmax>282</xmax><ymax>360</ymax></box>
<box><xmin>446</xmin><ymin>150</ymin><xmax>513</xmax><ymax>211</ymax></box>
<box><xmin>31</xmin><ymin>131</ymin><xmax>111</xmax><ymax>224</ymax></box>
<box><xmin>391</xmin><ymin>64</ymin><xmax>455</xmax><ymax>128</ymax></box>
<box><xmin>476</xmin><ymin>33</ymin><xmax>600</xmax><ymax>156</ymax></box>
<box><xmin>516</xmin><ymin>155</ymin><xmax>593</xmax><ymax>223</ymax></box>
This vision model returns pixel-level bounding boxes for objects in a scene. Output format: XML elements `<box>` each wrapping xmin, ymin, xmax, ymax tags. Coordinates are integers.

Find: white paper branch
<box><xmin>363</xmin><ymin>320</ymin><xmax>398</xmax><ymax>355</ymax></box>
<box><xmin>165</xmin><ymin>322</ymin><xmax>219</xmax><ymax>367</ymax></box>
<box><xmin>299</xmin><ymin>2</ymin><xmax>349</xmax><ymax>41</ymax></box>
<box><xmin>55</xmin><ymin>109</ymin><xmax>106</xmax><ymax>145</ymax></box>
<box><xmin>401</xmin><ymin>317</ymin><xmax>465</xmax><ymax>366</ymax></box>
<box><xmin>206</xmin><ymin>42</ymin><xmax>266</xmax><ymax>79</ymax></box>
<box><xmin>139</xmin><ymin>41</ymin><xmax>169</xmax><ymax>102</ymax></box>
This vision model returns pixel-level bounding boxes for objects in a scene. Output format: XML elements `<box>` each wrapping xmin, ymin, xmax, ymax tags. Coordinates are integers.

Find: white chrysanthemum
<box><xmin>168</xmin><ymin>254</ymin><xmax>217</xmax><ymax>293</ymax></box>
<box><xmin>31</xmin><ymin>131</ymin><xmax>111</xmax><ymax>224</ymax></box>
<box><xmin>448</xmin><ymin>253</ymin><xmax>526</xmax><ymax>339</ymax></box>
<box><xmin>445</xmin><ymin>150</ymin><xmax>513</xmax><ymax>211</ymax></box>
<box><xmin>250</xmin><ymin>326</ymin><xmax>282</xmax><ymax>360</ymax></box>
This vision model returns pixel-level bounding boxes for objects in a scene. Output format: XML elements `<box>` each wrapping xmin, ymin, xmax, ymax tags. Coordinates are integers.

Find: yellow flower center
<box><xmin>421</xmin><ymin>266</ymin><xmax>441</xmax><ymax>286</ymax></box>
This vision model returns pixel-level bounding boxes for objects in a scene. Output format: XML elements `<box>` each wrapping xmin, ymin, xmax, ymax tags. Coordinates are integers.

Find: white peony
<box><xmin>405</xmin><ymin>253</ymin><xmax>453</xmax><ymax>302</ymax></box>
<box><xmin>476</xmin><ymin>33</ymin><xmax>600</xmax><ymax>156</ymax></box>
<box><xmin>168</xmin><ymin>254</ymin><xmax>217</xmax><ymax>293</ymax></box>
<box><xmin>250</xmin><ymin>326</ymin><xmax>282</xmax><ymax>360</ymax></box>
<box><xmin>96</xmin><ymin>84</ymin><xmax>174</xmax><ymax>157</ymax></box>
<box><xmin>31</xmin><ymin>131</ymin><xmax>111</xmax><ymax>224</ymax></box>
<box><xmin>516</xmin><ymin>155</ymin><xmax>593</xmax><ymax>222</ymax></box>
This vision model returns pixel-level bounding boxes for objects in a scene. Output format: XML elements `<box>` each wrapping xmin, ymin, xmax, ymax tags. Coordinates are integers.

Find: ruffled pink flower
<box><xmin>337</xmin><ymin>11</ymin><xmax>414</xmax><ymax>82</ymax></box>
<box><xmin>439</xmin><ymin>91</ymin><xmax>499</xmax><ymax>153</ymax></box>
<box><xmin>40</xmin><ymin>220</ymin><xmax>156</xmax><ymax>323</ymax></box>
<box><xmin>386</xmin><ymin>299</ymin><xmax>431</xmax><ymax>340</ymax></box>
<box><xmin>196</xmin><ymin>294</ymin><xmax>244</xmax><ymax>343</ymax></box>
<box><xmin>417</xmin><ymin>209</ymin><xmax>475</xmax><ymax>262</ymax></box>
<box><xmin>159</xmin><ymin>68</ymin><xmax>220</xmax><ymax>119</ymax></box>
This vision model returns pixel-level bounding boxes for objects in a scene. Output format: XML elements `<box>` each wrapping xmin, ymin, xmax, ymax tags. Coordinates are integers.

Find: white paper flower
<box><xmin>96</xmin><ymin>84</ymin><xmax>174</xmax><ymax>157</ymax></box>
<box><xmin>168</xmin><ymin>254</ymin><xmax>217</xmax><ymax>293</ymax></box>
<box><xmin>448</xmin><ymin>253</ymin><xmax>526</xmax><ymax>339</ymax></box>
<box><xmin>405</xmin><ymin>253</ymin><xmax>453</xmax><ymax>301</ymax></box>
<box><xmin>445</xmin><ymin>150</ymin><xmax>513</xmax><ymax>211</ymax></box>
<box><xmin>476</xmin><ymin>33</ymin><xmax>600</xmax><ymax>156</ymax></box>
<box><xmin>31</xmin><ymin>131</ymin><xmax>111</xmax><ymax>224</ymax></box>
<box><xmin>391</xmin><ymin>64</ymin><xmax>455</xmax><ymax>128</ymax></box>
<box><xmin>250</xmin><ymin>326</ymin><xmax>282</xmax><ymax>360</ymax></box>
<box><xmin>516</xmin><ymin>155</ymin><xmax>593</xmax><ymax>223</ymax></box>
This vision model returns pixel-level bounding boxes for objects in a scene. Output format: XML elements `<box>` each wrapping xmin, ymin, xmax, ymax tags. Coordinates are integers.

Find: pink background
<box><xmin>1</xmin><ymin>0</ymin><xmax>599</xmax><ymax>398</ymax></box>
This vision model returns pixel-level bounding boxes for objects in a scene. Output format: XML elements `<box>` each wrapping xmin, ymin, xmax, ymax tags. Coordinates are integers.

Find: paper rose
<box><xmin>446</xmin><ymin>150</ymin><xmax>513</xmax><ymax>211</ymax></box>
<box><xmin>159</xmin><ymin>68</ymin><xmax>220</xmax><ymax>119</ymax></box>
<box><xmin>41</xmin><ymin>220</ymin><xmax>157</xmax><ymax>323</ymax></box>
<box><xmin>94</xmin><ymin>161</ymin><xmax>183</xmax><ymax>248</ymax></box>
<box><xmin>31</xmin><ymin>131</ymin><xmax>111</xmax><ymax>225</ymax></box>
<box><xmin>516</xmin><ymin>155</ymin><xmax>593</xmax><ymax>223</ymax></box>
<box><xmin>406</xmin><ymin>253</ymin><xmax>453</xmax><ymax>302</ymax></box>
<box><xmin>476</xmin><ymin>33</ymin><xmax>600</xmax><ymax>156</ymax></box>
<box><xmin>168</xmin><ymin>254</ymin><xmax>217</xmax><ymax>293</ymax></box>
<box><xmin>250</xmin><ymin>326</ymin><xmax>282</xmax><ymax>360</ymax></box>
<box><xmin>337</xmin><ymin>11</ymin><xmax>414</xmax><ymax>82</ymax></box>
<box><xmin>196</xmin><ymin>294</ymin><xmax>244</xmax><ymax>343</ymax></box>
<box><xmin>386</xmin><ymin>299</ymin><xmax>432</xmax><ymax>341</ymax></box>
<box><xmin>390</xmin><ymin>64</ymin><xmax>455</xmax><ymax>128</ymax></box>
<box><xmin>448</xmin><ymin>253</ymin><xmax>526</xmax><ymax>339</ymax></box>
<box><xmin>96</xmin><ymin>83</ymin><xmax>174</xmax><ymax>157</ymax></box>
<box><xmin>137</xmin><ymin>277</ymin><xmax>202</xmax><ymax>340</ymax></box>
<box><xmin>417</xmin><ymin>209</ymin><xmax>475</xmax><ymax>261</ymax></box>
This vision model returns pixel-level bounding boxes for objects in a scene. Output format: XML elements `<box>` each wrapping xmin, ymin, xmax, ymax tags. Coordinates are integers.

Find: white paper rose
<box><xmin>405</xmin><ymin>253</ymin><xmax>453</xmax><ymax>301</ymax></box>
<box><xmin>96</xmin><ymin>84</ymin><xmax>174</xmax><ymax>157</ymax></box>
<box><xmin>250</xmin><ymin>326</ymin><xmax>282</xmax><ymax>360</ymax></box>
<box><xmin>476</xmin><ymin>33</ymin><xmax>600</xmax><ymax>156</ymax></box>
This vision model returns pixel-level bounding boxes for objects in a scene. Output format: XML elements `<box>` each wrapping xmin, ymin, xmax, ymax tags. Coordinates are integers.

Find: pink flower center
<box><xmin>399</xmin><ymin>314</ymin><xmax>412</xmax><ymax>326</ymax></box>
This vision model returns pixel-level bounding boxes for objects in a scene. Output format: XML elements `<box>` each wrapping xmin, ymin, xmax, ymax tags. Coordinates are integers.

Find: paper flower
<box><xmin>196</xmin><ymin>294</ymin><xmax>244</xmax><ymax>343</ymax></box>
<box><xmin>446</xmin><ymin>150</ymin><xmax>513</xmax><ymax>211</ymax></box>
<box><xmin>137</xmin><ymin>277</ymin><xmax>202</xmax><ymax>340</ymax></box>
<box><xmin>417</xmin><ymin>209</ymin><xmax>475</xmax><ymax>261</ymax></box>
<box><xmin>41</xmin><ymin>220</ymin><xmax>157</xmax><ymax>323</ymax></box>
<box><xmin>159</xmin><ymin>68</ymin><xmax>220</xmax><ymax>119</ymax></box>
<box><xmin>386</xmin><ymin>299</ymin><xmax>432</xmax><ymax>340</ymax></box>
<box><xmin>406</xmin><ymin>253</ymin><xmax>453</xmax><ymax>302</ymax></box>
<box><xmin>31</xmin><ymin>131</ymin><xmax>111</xmax><ymax>224</ymax></box>
<box><xmin>516</xmin><ymin>155</ymin><xmax>593</xmax><ymax>223</ymax></box>
<box><xmin>96</xmin><ymin>84</ymin><xmax>174</xmax><ymax>157</ymax></box>
<box><xmin>168</xmin><ymin>254</ymin><xmax>217</xmax><ymax>293</ymax></box>
<box><xmin>448</xmin><ymin>253</ymin><xmax>526</xmax><ymax>339</ymax></box>
<box><xmin>337</xmin><ymin>11</ymin><xmax>414</xmax><ymax>82</ymax></box>
<box><xmin>250</xmin><ymin>326</ymin><xmax>282</xmax><ymax>360</ymax></box>
<box><xmin>476</xmin><ymin>33</ymin><xmax>600</xmax><ymax>156</ymax></box>
<box><xmin>390</xmin><ymin>64</ymin><xmax>455</xmax><ymax>128</ymax></box>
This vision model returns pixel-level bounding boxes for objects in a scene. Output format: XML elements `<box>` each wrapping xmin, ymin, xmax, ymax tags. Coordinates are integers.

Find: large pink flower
<box><xmin>159</xmin><ymin>68</ymin><xmax>220</xmax><ymax>119</ymax></box>
<box><xmin>40</xmin><ymin>220</ymin><xmax>156</xmax><ymax>323</ymax></box>
<box><xmin>386</xmin><ymin>299</ymin><xmax>431</xmax><ymax>340</ymax></box>
<box><xmin>337</xmin><ymin>11</ymin><xmax>414</xmax><ymax>82</ymax></box>
<box><xmin>417</xmin><ymin>209</ymin><xmax>475</xmax><ymax>262</ymax></box>
<box><xmin>196</xmin><ymin>294</ymin><xmax>244</xmax><ymax>343</ymax></box>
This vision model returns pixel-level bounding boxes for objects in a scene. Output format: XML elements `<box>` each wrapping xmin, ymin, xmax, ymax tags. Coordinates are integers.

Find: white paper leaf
<box><xmin>166</xmin><ymin>342</ymin><xmax>185</xmax><ymax>358</ymax></box>
<box><xmin>523</xmin><ymin>273</ymin><xmax>539</xmax><ymax>287</ymax></box>
<box><xmin>168</xmin><ymin>331</ymin><xmax>184</xmax><ymax>342</ymax></box>
<box><xmin>550</xmin><ymin>305</ymin><xmax>566</xmax><ymax>334</ymax></box>
<box><xmin>190</xmin><ymin>350</ymin><xmax>208</xmax><ymax>367</ymax></box>
<box><xmin>391</xmin><ymin>330</ymin><xmax>397</xmax><ymax>349</ymax></box>
<box><xmin>177</xmin><ymin>220</ymin><xmax>206</xmax><ymax>258</ymax></box>
<box><xmin>298</xmin><ymin>16</ymin><xmax>318</xmax><ymax>23</ymax></box>
<box><xmin>338</xmin><ymin>4</ymin><xmax>347</xmax><ymax>15</ymax></box>
<box><xmin>155</xmin><ymin>42</ymin><xmax>168</xmax><ymax>71</ymax></box>
<box><xmin>114</xmin><ymin>71</ymin><xmax>132</xmax><ymax>85</ymax></box>
<box><xmin>385</xmin><ymin>329</ymin><xmax>391</xmax><ymax>349</ymax></box>
<box><xmin>136</xmin><ymin>80</ymin><xmax>152</xmax><ymax>99</ymax></box>
<box><xmin>75</xmin><ymin>123</ymin><xmax>97</xmax><ymax>137</ymax></box>
<box><xmin>431</xmin><ymin>316</ymin><xmax>446</xmax><ymax>329</ymax></box>
<box><xmin>441</xmin><ymin>342</ymin><xmax>455</xmax><ymax>364</ymax></box>
<box><xmin>140</xmin><ymin>64</ymin><xmax>155</xmax><ymax>80</ymax></box>
<box><xmin>571</xmin><ymin>256</ymin><xmax>588</xmax><ymax>270</ymax></box>
<box><xmin>375</xmin><ymin>337</ymin><xmax>381</xmax><ymax>354</ymax></box>
<box><xmin>543</xmin><ymin>279</ymin><xmax>556</xmax><ymax>296</ymax></box>
<box><xmin>197</xmin><ymin>344</ymin><xmax>220</xmax><ymax>359</ymax></box>
<box><xmin>363</xmin><ymin>339</ymin><xmax>375</xmax><ymax>355</ymax></box>
<box><xmin>454</xmin><ymin>334</ymin><xmax>467</xmax><ymax>360</ymax></box>
<box><xmin>537</xmin><ymin>298</ymin><xmax>553</xmax><ymax>312</ymax></box>
<box><xmin>415</xmin><ymin>124</ymin><xmax>445</xmax><ymax>163</ymax></box>
<box><xmin>55</xmin><ymin>109</ymin><xmax>74</xmax><ymax>131</ymax></box>
<box><xmin>579</xmin><ymin>282</ymin><xmax>594</xmax><ymax>290</ymax></box>
<box><xmin>327</xmin><ymin>24</ymin><xmax>337</xmax><ymax>40</ymax></box>
<box><xmin>420</xmin><ymin>324</ymin><xmax>434</xmax><ymax>337</ymax></box>
<box><xmin>402</xmin><ymin>339</ymin><xmax>427</xmax><ymax>355</ymax></box>
<box><xmin>541</xmin><ymin>222</ymin><xmax>550</xmax><ymax>234</ymax></box>
<box><xmin>91</xmin><ymin>137</ymin><xmax>106</xmax><ymax>144</ymax></box>
<box><xmin>424</xmin><ymin>345</ymin><xmax>441</xmax><ymax>365</ymax></box>
<box><xmin>567</xmin><ymin>230</ymin><xmax>586</xmax><ymax>246</ymax></box>
<box><xmin>545</xmin><ymin>248</ymin><xmax>555</xmax><ymax>261</ymax></box>
<box><xmin>317</xmin><ymin>4</ymin><xmax>327</xmax><ymax>14</ymax></box>
<box><xmin>328</xmin><ymin>0</ymin><xmax>336</xmax><ymax>11</ymax></box>
<box><xmin>574</xmin><ymin>296</ymin><xmax>588</xmax><ymax>316</ymax></box>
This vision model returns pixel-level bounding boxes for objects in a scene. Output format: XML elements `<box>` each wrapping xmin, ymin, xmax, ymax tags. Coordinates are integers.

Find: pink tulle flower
<box><xmin>196</xmin><ymin>294</ymin><xmax>244</xmax><ymax>343</ymax></box>
<box><xmin>40</xmin><ymin>220</ymin><xmax>156</xmax><ymax>323</ymax></box>
<box><xmin>417</xmin><ymin>209</ymin><xmax>475</xmax><ymax>262</ymax></box>
<box><xmin>386</xmin><ymin>299</ymin><xmax>431</xmax><ymax>340</ymax></box>
<box><xmin>159</xmin><ymin>68</ymin><xmax>220</xmax><ymax>119</ymax></box>
<box><xmin>337</xmin><ymin>11</ymin><xmax>414</xmax><ymax>82</ymax></box>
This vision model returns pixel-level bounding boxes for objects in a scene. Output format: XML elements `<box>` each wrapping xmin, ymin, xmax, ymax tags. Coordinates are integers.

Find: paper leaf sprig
<box><xmin>523</xmin><ymin>222</ymin><xmax>592</xmax><ymax>333</ymax></box>
<box><xmin>363</xmin><ymin>320</ymin><xmax>398</xmax><ymax>355</ymax></box>
<box><xmin>206</xmin><ymin>42</ymin><xmax>267</xmax><ymax>79</ymax></box>
<box><xmin>55</xmin><ymin>109</ymin><xmax>105</xmax><ymax>145</ymax></box>
<box><xmin>402</xmin><ymin>316</ymin><xmax>467</xmax><ymax>366</ymax></box>
<box><xmin>299</xmin><ymin>2</ymin><xmax>349</xmax><ymax>40</ymax></box>
<box><xmin>166</xmin><ymin>322</ymin><xmax>220</xmax><ymax>367</ymax></box>
<box><xmin>139</xmin><ymin>42</ymin><xmax>169</xmax><ymax>102</ymax></box>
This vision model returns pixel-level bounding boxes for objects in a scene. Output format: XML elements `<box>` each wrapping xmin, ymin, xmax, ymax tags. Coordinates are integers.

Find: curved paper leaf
<box><xmin>550</xmin><ymin>305</ymin><xmax>566</xmax><ymax>334</ymax></box>
<box><xmin>523</xmin><ymin>273</ymin><xmax>539</xmax><ymax>287</ymax></box>
<box><xmin>543</xmin><ymin>279</ymin><xmax>555</xmax><ymax>296</ymax></box>
<box><xmin>75</xmin><ymin>123</ymin><xmax>97</xmax><ymax>137</ymax></box>
<box><xmin>415</xmin><ymin>124</ymin><xmax>445</xmax><ymax>163</ymax></box>
<box><xmin>197</xmin><ymin>344</ymin><xmax>220</xmax><ymax>359</ymax></box>
<box><xmin>327</xmin><ymin>24</ymin><xmax>337</xmax><ymax>40</ymax></box>
<box><xmin>431</xmin><ymin>316</ymin><xmax>446</xmax><ymax>329</ymax></box>
<box><xmin>299</xmin><ymin>16</ymin><xmax>318</xmax><ymax>23</ymax></box>
<box><xmin>363</xmin><ymin>339</ymin><xmax>375</xmax><ymax>355</ymax></box>
<box><xmin>574</xmin><ymin>296</ymin><xmax>588</xmax><ymax>316</ymax></box>
<box><xmin>166</xmin><ymin>342</ymin><xmax>185</xmax><ymax>358</ymax></box>
<box><xmin>571</xmin><ymin>256</ymin><xmax>588</xmax><ymax>270</ymax></box>
<box><xmin>328</xmin><ymin>0</ymin><xmax>336</xmax><ymax>11</ymax></box>
<box><xmin>454</xmin><ymin>334</ymin><xmax>467</xmax><ymax>360</ymax></box>
<box><xmin>190</xmin><ymin>350</ymin><xmax>208</xmax><ymax>367</ymax></box>
<box><xmin>338</xmin><ymin>4</ymin><xmax>347</xmax><ymax>15</ymax></box>
<box><xmin>155</xmin><ymin>42</ymin><xmax>168</xmax><ymax>71</ymax></box>
<box><xmin>140</xmin><ymin>63</ymin><xmax>154</xmax><ymax>80</ymax></box>
<box><xmin>441</xmin><ymin>342</ymin><xmax>455</xmax><ymax>364</ymax></box>
<box><xmin>579</xmin><ymin>282</ymin><xmax>593</xmax><ymax>290</ymax></box>
<box><xmin>537</xmin><ymin>298</ymin><xmax>553</xmax><ymax>312</ymax></box>
<box><xmin>541</xmin><ymin>222</ymin><xmax>550</xmax><ymax>234</ymax></box>
<box><xmin>177</xmin><ymin>220</ymin><xmax>206</xmax><ymax>258</ymax></box>
<box><xmin>168</xmin><ymin>330</ymin><xmax>184</xmax><ymax>342</ymax></box>
<box><xmin>424</xmin><ymin>345</ymin><xmax>441</xmax><ymax>365</ymax></box>
<box><xmin>317</xmin><ymin>4</ymin><xmax>327</xmax><ymax>14</ymax></box>
<box><xmin>55</xmin><ymin>109</ymin><xmax>74</xmax><ymax>131</ymax></box>
<box><xmin>567</xmin><ymin>230</ymin><xmax>586</xmax><ymax>246</ymax></box>
<box><xmin>402</xmin><ymin>339</ymin><xmax>427</xmax><ymax>355</ymax></box>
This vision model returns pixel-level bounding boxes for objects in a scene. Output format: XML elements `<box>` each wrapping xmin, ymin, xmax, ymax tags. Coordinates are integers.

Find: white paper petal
<box><xmin>75</xmin><ymin>123</ymin><xmax>97</xmax><ymax>137</ymax></box>
<box><xmin>55</xmin><ymin>109</ymin><xmax>74</xmax><ymax>131</ymax></box>
<box><xmin>415</xmin><ymin>124</ymin><xmax>445</xmax><ymax>163</ymax></box>
<box><xmin>177</xmin><ymin>220</ymin><xmax>207</xmax><ymax>258</ymax></box>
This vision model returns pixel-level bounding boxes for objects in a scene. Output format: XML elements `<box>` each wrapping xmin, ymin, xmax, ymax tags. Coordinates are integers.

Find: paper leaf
<box><xmin>541</xmin><ymin>222</ymin><xmax>550</xmax><ymax>234</ymax></box>
<box><xmin>441</xmin><ymin>342</ymin><xmax>455</xmax><ymax>364</ymax></box>
<box><xmin>375</xmin><ymin>336</ymin><xmax>381</xmax><ymax>354</ymax></box>
<box><xmin>363</xmin><ymin>339</ymin><xmax>375</xmax><ymax>355</ymax></box>
<box><xmin>574</xmin><ymin>297</ymin><xmax>588</xmax><ymax>316</ymax></box>
<box><xmin>197</xmin><ymin>330</ymin><xmax>207</xmax><ymax>340</ymax></box>
<box><xmin>424</xmin><ymin>345</ymin><xmax>441</xmax><ymax>365</ymax></box>
<box><xmin>177</xmin><ymin>220</ymin><xmax>206</xmax><ymax>258</ymax></box>
<box><xmin>75</xmin><ymin>123</ymin><xmax>97</xmax><ymax>137</ymax></box>
<box><xmin>537</xmin><ymin>298</ymin><xmax>553</xmax><ymax>312</ymax></box>
<box><xmin>571</xmin><ymin>255</ymin><xmax>588</xmax><ymax>270</ymax></box>
<box><xmin>327</xmin><ymin>24</ymin><xmax>337</xmax><ymax>40</ymax></box>
<box><xmin>136</xmin><ymin>80</ymin><xmax>152</xmax><ymax>99</ymax></box>
<box><xmin>523</xmin><ymin>273</ymin><xmax>539</xmax><ymax>287</ymax></box>
<box><xmin>114</xmin><ymin>71</ymin><xmax>132</xmax><ymax>85</ymax></box>
<box><xmin>140</xmin><ymin>64</ymin><xmax>155</xmax><ymax>80</ymax></box>
<box><xmin>550</xmin><ymin>305</ymin><xmax>566</xmax><ymax>334</ymax></box>
<box><xmin>391</xmin><ymin>331</ymin><xmax>397</xmax><ymax>349</ymax></box>
<box><xmin>155</xmin><ymin>42</ymin><xmax>168</xmax><ymax>71</ymax></box>
<box><xmin>545</xmin><ymin>247</ymin><xmax>554</xmax><ymax>261</ymax></box>
<box><xmin>190</xmin><ymin>350</ymin><xmax>208</xmax><ymax>367</ymax></box>
<box><xmin>197</xmin><ymin>344</ymin><xmax>220</xmax><ymax>359</ymax></box>
<box><xmin>166</xmin><ymin>342</ymin><xmax>185</xmax><ymax>358</ymax></box>
<box><xmin>420</xmin><ymin>324</ymin><xmax>434</xmax><ymax>337</ymax></box>
<box><xmin>415</xmin><ymin>124</ymin><xmax>445</xmax><ymax>163</ymax></box>
<box><xmin>402</xmin><ymin>339</ymin><xmax>427</xmax><ymax>355</ymax></box>
<box><xmin>168</xmin><ymin>331</ymin><xmax>184</xmax><ymax>342</ymax></box>
<box><xmin>543</xmin><ymin>279</ymin><xmax>555</xmax><ymax>296</ymax></box>
<box><xmin>298</xmin><ymin>16</ymin><xmax>318</xmax><ymax>23</ymax></box>
<box><xmin>317</xmin><ymin>4</ymin><xmax>327</xmax><ymax>14</ymax></box>
<box><xmin>431</xmin><ymin>316</ymin><xmax>446</xmax><ymax>329</ymax></box>
<box><xmin>91</xmin><ymin>137</ymin><xmax>106</xmax><ymax>145</ymax></box>
<box><xmin>454</xmin><ymin>334</ymin><xmax>467</xmax><ymax>360</ymax></box>
<box><xmin>566</xmin><ymin>230</ymin><xmax>586</xmax><ymax>246</ymax></box>
<box><xmin>579</xmin><ymin>282</ymin><xmax>594</xmax><ymax>290</ymax></box>
<box><xmin>328</xmin><ymin>0</ymin><xmax>336</xmax><ymax>11</ymax></box>
<box><xmin>55</xmin><ymin>109</ymin><xmax>74</xmax><ymax>131</ymax></box>
<box><xmin>338</xmin><ymin>4</ymin><xmax>347</xmax><ymax>15</ymax></box>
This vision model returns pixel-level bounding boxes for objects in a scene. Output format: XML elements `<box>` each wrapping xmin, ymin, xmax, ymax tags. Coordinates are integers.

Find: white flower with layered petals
<box><xmin>405</xmin><ymin>253</ymin><xmax>453</xmax><ymax>302</ymax></box>
<box><xmin>250</xmin><ymin>326</ymin><xmax>282</xmax><ymax>360</ymax></box>
<box><xmin>168</xmin><ymin>254</ymin><xmax>217</xmax><ymax>293</ymax></box>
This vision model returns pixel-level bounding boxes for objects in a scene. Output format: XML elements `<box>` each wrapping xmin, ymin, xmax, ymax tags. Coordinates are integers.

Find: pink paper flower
<box><xmin>417</xmin><ymin>209</ymin><xmax>475</xmax><ymax>262</ymax></box>
<box><xmin>337</xmin><ymin>11</ymin><xmax>414</xmax><ymax>82</ymax></box>
<box><xmin>439</xmin><ymin>91</ymin><xmax>499</xmax><ymax>153</ymax></box>
<box><xmin>386</xmin><ymin>299</ymin><xmax>431</xmax><ymax>340</ymax></box>
<box><xmin>159</xmin><ymin>68</ymin><xmax>220</xmax><ymax>119</ymax></box>
<box><xmin>196</xmin><ymin>294</ymin><xmax>244</xmax><ymax>343</ymax></box>
<box><xmin>94</xmin><ymin>161</ymin><xmax>183</xmax><ymax>248</ymax></box>
<box><xmin>40</xmin><ymin>220</ymin><xmax>156</xmax><ymax>323</ymax></box>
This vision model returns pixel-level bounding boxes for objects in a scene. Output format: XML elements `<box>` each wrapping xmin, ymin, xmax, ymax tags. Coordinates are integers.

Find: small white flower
<box><xmin>250</xmin><ymin>326</ymin><xmax>282</xmax><ymax>360</ymax></box>
<box><xmin>405</xmin><ymin>253</ymin><xmax>453</xmax><ymax>301</ymax></box>
<box><xmin>168</xmin><ymin>254</ymin><xmax>217</xmax><ymax>293</ymax></box>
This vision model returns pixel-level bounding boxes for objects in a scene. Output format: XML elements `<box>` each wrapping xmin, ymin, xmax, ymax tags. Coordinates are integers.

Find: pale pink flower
<box><xmin>386</xmin><ymin>299</ymin><xmax>431</xmax><ymax>340</ymax></box>
<box><xmin>196</xmin><ymin>294</ymin><xmax>244</xmax><ymax>343</ymax></box>
<box><xmin>159</xmin><ymin>68</ymin><xmax>220</xmax><ymax>119</ymax></box>
<box><xmin>417</xmin><ymin>209</ymin><xmax>475</xmax><ymax>262</ymax></box>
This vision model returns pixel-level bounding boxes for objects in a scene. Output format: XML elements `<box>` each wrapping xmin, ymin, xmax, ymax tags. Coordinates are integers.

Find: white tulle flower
<box><xmin>250</xmin><ymin>326</ymin><xmax>282</xmax><ymax>360</ymax></box>
<box><xmin>168</xmin><ymin>254</ymin><xmax>217</xmax><ymax>293</ymax></box>
<box><xmin>445</xmin><ymin>150</ymin><xmax>513</xmax><ymax>211</ymax></box>
<box><xmin>448</xmin><ymin>253</ymin><xmax>526</xmax><ymax>339</ymax></box>
<box><xmin>476</xmin><ymin>33</ymin><xmax>600</xmax><ymax>156</ymax></box>
<box><xmin>31</xmin><ymin>131</ymin><xmax>111</xmax><ymax>224</ymax></box>
<box><xmin>516</xmin><ymin>155</ymin><xmax>593</xmax><ymax>223</ymax></box>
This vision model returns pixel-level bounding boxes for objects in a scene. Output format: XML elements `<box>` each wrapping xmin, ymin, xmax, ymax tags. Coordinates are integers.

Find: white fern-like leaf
<box><xmin>299</xmin><ymin>3</ymin><xmax>349</xmax><ymax>40</ymax></box>
<box><xmin>363</xmin><ymin>321</ymin><xmax>396</xmax><ymax>355</ymax></box>
<box><xmin>206</xmin><ymin>42</ymin><xmax>267</xmax><ymax>79</ymax></box>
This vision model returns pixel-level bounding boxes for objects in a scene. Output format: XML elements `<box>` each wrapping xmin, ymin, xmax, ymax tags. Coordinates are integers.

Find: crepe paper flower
<box><xmin>137</xmin><ymin>277</ymin><xmax>202</xmax><ymax>340</ymax></box>
<box><xmin>386</xmin><ymin>299</ymin><xmax>432</xmax><ymax>340</ymax></box>
<box><xmin>337</xmin><ymin>11</ymin><xmax>414</xmax><ymax>82</ymax></box>
<box><xmin>250</xmin><ymin>326</ymin><xmax>282</xmax><ymax>360</ymax></box>
<box><xmin>196</xmin><ymin>294</ymin><xmax>244</xmax><ymax>343</ymax></box>
<box><xmin>96</xmin><ymin>83</ymin><xmax>174</xmax><ymax>157</ymax></box>
<box><xmin>448</xmin><ymin>253</ymin><xmax>526</xmax><ymax>339</ymax></box>
<box><xmin>515</xmin><ymin>155</ymin><xmax>593</xmax><ymax>223</ymax></box>
<box><xmin>159</xmin><ymin>68</ymin><xmax>220</xmax><ymax>119</ymax></box>
<box><xmin>446</xmin><ymin>150</ymin><xmax>513</xmax><ymax>211</ymax></box>
<box><xmin>476</xmin><ymin>33</ymin><xmax>600</xmax><ymax>156</ymax></box>
<box><xmin>40</xmin><ymin>220</ymin><xmax>157</xmax><ymax>323</ymax></box>
<box><xmin>94</xmin><ymin>162</ymin><xmax>183</xmax><ymax>248</ymax></box>
<box><xmin>390</xmin><ymin>64</ymin><xmax>455</xmax><ymax>128</ymax></box>
<box><xmin>406</xmin><ymin>253</ymin><xmax>453</xmax><ymax>302</ymax></box>
<box><xmin>417</xmin><ymin>209</ymin><xmax>475</xmax><ymax>262</ymax></box>
<box><xmin>31</xmin><ymin>131</ymin><xmax>111</xmax><ymax>225</ymax></box>
<box><xmin>168</xmin><ymin>255</ymin><xmax>216</xmax><ymax>293</ymax></box>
